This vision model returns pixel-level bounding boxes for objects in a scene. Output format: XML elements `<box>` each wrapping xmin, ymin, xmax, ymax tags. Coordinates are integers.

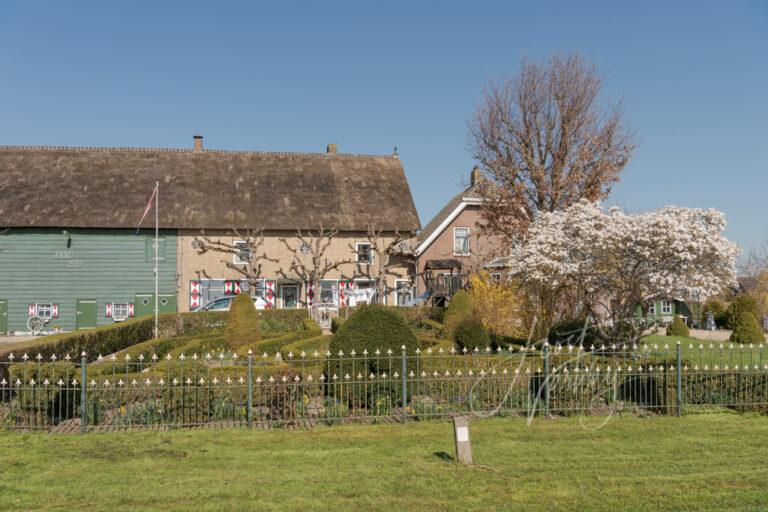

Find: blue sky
<box><xmin>1</xmin><ymin>1</ymin><xmax>766</xmax><ymax>251</ymax></box>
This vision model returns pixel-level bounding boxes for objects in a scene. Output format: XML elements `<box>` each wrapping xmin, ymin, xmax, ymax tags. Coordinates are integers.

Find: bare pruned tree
<box><xmin>351</xmin><ymin>225</ymin><xmax>416</xmax><ymax>303</ymax></box>
<box><xmin>276</xmin><ymin>226</ymin><xmax>355</xmax><ymax>305</ymax></box>
<box><xmin>193</xmin><ymin>229</ymin><xmax>277</xmax><ymax>289</ymax></box>
<box><xmin>468</xmin><ymin>53</ymin><xmax>636</xmax><ymax>244</ymax></box>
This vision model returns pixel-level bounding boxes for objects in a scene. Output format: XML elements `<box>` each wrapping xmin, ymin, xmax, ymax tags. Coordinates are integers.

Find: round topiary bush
<box><xmin>327</xmin><ymin>305</ymin><xmax>418</xmax><ymax>409</ymax></box>
<box><xmin>454</xmin><ymin>317</ymin><xmax>490</xmax><ymax>351</ymax></box>
<box><xmin>443</xmin><ymin>289</ymin><xmax>472</xmax><ymax>341</ymax></box>
<box><xmin>548</xmin><ymin>317</ymin><xmax>599</xmax><ymax>346</ymax></box>
<box><xmin>225</xmin><ymin>294</ymin><xmax>261</xmax><ymax>350</ymax></box>
<box><xmin>329</xmin><ymin>305</ymin><xmax>417</xmax><ymax>362</ymax></box>
<box><xmin>725</xmin><ymin>295</ymin><xmax>760</xmax><ymax>330</ymax></box>
<box><xmin>729</xmin><ymin>311</ymin><xmax>765</xmax><ymax>343</ymax></box>
<box><xmin>666</xmin><ymin>315</ymin><xmax>690</xmax><ymax>337</ymax></box>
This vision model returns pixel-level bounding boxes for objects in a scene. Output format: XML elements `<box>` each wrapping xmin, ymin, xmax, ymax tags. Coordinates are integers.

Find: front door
<box><xmin>282</xmin><ymin>285</ymin><xmax>299</xmax><ymax>308</ymax></box>
<box><xmin>76</xmin><ymin>300</ymin><xmax>97</xmax><ymax>329</ymax></box>
<box><xmin>0</xmin><ymin>300</ymin><xmax>7</xmax><ymax>334</ymax></box>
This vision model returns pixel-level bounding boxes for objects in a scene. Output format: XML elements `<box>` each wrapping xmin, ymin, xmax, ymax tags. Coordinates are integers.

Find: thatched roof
<box><xmin>0</xmin><ymin>145</ymin><xmax>420</xmax><ymax>232</ymax></box>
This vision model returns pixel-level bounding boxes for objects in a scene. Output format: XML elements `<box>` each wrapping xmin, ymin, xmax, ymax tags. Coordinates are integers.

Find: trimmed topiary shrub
<box><xmin>666</xmin><ymin>315</ymin><xmax>690</xmax><ymax>337</ymax></box>
<box><xmin>327</xmin><ymin>305</ymin><xmax>417</xmax><ymax>411</ymax></box>
<box><xmin>443</xmin><ymin>290</ymin><xmax>472</xmax><ymax>341</ymax></box>
<box><xmin>453</xmin><ymin>317</ymin><xmax>490</xmax><ymax>351</ymax></box>
<box><xmin>729</xmin><ymin>311</ymin><xmax>765</xmax><ymax>343</ymax></box>
<box><xmin>330</xmin><ymin>305</ymin><xmax>417</xmax><ymax>356</ymax></box>
<box><xmin>548</xmin><ymin>317</ymin><xmax>599</xmax><ymax>346</ymax></box>
<box><xmin>725</xmin><ymin>296</ymin><xmax>760</xmax><ymax>330</ymax></box>
<box><xmin>330</xmin><ymin>316</ymin><xmax>345</xmax><ymax>334</ymax></box>
<box><xmin>259</xmin><ymin>309</ymin><xmax>310</xmax><ymax>333</ymax></box>
<box><xmin>225</xmin><ymin>294</ymin><xmax>261</xmax><ymax>350</ymax></box>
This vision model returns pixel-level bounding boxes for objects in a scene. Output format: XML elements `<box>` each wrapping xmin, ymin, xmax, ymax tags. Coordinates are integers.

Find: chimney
<box><xmin>326</xmin><ymin>143</ymin><xmax>337</xmax><ymax>154</ymax></box>
<box><xmin>470</xmin><ymin>166</ymin><xmax>482</xmax><ymax>187</ymax></box>
<box><xmin>193</xmin><ymin>134</ymin><xmax>203</xmax><ymax>153</ymax></box>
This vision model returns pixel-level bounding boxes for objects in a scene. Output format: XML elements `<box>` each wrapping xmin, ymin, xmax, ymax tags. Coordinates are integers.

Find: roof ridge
<box><xmin>0</xmin><ymin>145</ymin><xmax>398</xmax><ymax>159</ymax></box>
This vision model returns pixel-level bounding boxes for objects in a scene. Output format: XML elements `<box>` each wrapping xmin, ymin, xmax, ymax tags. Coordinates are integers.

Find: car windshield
<box><xmin>207</xmin><ymin>298</ymin><xmax>231</xmax><ymax>311</ymax></box>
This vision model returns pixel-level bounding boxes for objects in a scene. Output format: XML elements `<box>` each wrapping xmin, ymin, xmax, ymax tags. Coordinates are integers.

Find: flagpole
<box><xmin>154</xmin><ymin>180</ymin><xmax>159</xmax><ymax>339</ymax></box>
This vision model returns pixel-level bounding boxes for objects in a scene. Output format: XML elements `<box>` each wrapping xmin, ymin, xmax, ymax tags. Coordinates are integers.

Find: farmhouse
<box><xmin>0</xmin><ymin>137</ymin><xmax>420</xmax><ymax>334</ymax></box>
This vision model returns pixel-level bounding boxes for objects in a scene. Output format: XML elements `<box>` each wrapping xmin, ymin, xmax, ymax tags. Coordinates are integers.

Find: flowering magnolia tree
<box><xmin>508</xmin><ymin>201</ymin><xmax>740</xmax><ymax>340</ymax></box>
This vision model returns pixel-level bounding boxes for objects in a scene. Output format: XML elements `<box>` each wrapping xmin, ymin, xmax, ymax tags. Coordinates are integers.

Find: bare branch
<box><xmin>469</xmin><ymin>53</ymin><xmax>637</xmax><ymax>246</ymax></box>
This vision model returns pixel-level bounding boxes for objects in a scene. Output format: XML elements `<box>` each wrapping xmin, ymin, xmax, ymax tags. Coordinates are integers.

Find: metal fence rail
<box><xmin>1</xmin><ymin>341</ymin><xmax>767</xmax><ymax>431</ymax></box>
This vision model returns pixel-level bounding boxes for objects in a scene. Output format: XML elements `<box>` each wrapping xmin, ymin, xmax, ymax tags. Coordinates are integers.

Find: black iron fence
<box><xmin>1</xmin><ymin>341</ymin><xmax>766</xmax><ymax>431</ymax></box>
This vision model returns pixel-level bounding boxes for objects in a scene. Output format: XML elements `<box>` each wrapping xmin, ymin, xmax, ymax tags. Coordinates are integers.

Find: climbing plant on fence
<box><xmin>1</xmin><ymin>340</ymin><xmax>767</xmax><ymax>432</ymax></box>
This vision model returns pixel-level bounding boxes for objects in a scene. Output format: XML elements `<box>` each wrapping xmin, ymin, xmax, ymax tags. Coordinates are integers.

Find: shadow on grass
<box><xmin>433</xmin><ymin>451</ymin><xmax>454</xmax><ymax>462</ymax></box>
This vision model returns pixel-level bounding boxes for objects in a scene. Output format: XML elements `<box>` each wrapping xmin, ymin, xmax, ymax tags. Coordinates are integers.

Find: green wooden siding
<box><xmin>0</xmin><ymin>228</ymin><xmax>177</xmax><ymax>333</ymax></box>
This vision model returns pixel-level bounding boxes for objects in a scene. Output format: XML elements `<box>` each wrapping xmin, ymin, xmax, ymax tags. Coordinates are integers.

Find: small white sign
<box><xmin>456</xmin><ymin>426</ymin><xmax>469</xmax><ymax>442</ymax></box>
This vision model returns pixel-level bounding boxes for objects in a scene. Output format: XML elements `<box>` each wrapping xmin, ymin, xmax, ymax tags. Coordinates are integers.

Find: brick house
<box><xmin>414</xmin><ymin>167</ymin><xmax>504</xmax><ymax>304</ymax></box>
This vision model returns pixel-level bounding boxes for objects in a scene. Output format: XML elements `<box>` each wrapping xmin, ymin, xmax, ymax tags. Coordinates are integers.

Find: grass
<box><xmin>644</xmin><ymin>334</ymin><xmax>767</xmax><ymax>366</ymax></box>
<box><xmin>1</xmin><ymin>414</ymin><xmax>767</xmax><ymax>511</ymax></box>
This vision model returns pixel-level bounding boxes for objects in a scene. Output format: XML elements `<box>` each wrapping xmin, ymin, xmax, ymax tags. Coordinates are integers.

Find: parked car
<box><xmin>194</xmin><ymin>296</ymin><xmax>269</xmax><ymax>312</ymax></box>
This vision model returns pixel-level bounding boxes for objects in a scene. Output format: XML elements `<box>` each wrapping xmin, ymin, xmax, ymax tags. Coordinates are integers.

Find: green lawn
<box><xmin>1</xmin><ymin>414</ymin><xmax>767</xmax><ymax>511</ymax></box>
<box><xmin>643</xmin><ymin>334</ymin><xmax>766</xmax><ymax>367</ymax></box>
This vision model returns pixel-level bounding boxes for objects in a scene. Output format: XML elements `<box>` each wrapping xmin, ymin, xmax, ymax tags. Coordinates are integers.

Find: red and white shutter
<box><xmin>339</xmin><ymin>281</ymin><xmax>347</xmax><ymax>307</ymax></box>
<box><xmin>28</xmin><ymin>304</ymin><xmax>36</xmax><ymax>317</ymax></box>
<box><xmin>306</xmin><ymin>280</ymin><xmax>315</xmax><ymax>307</ymax></box>
<box><xmin>233</xmin><ymin>281</ymin><xmax>242</xmax><ymax>295</ymax></box>
<box><xmin>106</xmin><ymin>303</ymin><xmax>113</xmax><ymax>318</ymax></box>
<box><xmin>128</xmin><ymin>303</ymin><xmax>135</xmax><ymax>317</ymax></box>
<box><xmin>265</xmin><ymin>280</ymin><xmax>276</xmax><ymax>309</ymax></box>
<box><xmin>190</xmin><ymin>280</ymin><xmax>201</xmax><ymax>309</ymax></box>
<box><xmin>51</xmin><ymin>304</ymin><xmax>59</xmax><ymax>318</ymax></box>
<box><xmin>224</xmin><ymin>281</ymin><xmax>233</xmax><ymax>295</ymax></box>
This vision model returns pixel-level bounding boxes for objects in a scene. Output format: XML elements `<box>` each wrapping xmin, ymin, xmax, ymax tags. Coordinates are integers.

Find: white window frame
<box><xmin>319</xmin><ymin>279</ymin><xmax>339</xmax><ymax>307</ymax></box>
<box><xmin>453</xmin><ymin>227</ymin><xmax>470</xmax><ymax>256</ymax></box>
<box><xmin>233</xmin><ymin>240</ymin><xmax>251</xmax><ymax>265</ymax></box>
<box><xmin>647</xmin><ymin>302</ymin><xmax>656</xmax><ymax>315</ymax></box>
<box><xmin>355</xmin><ymin>242</ymin><xmax>373</xmax><ymax>265</ymax></box>
<box><xmin>36</xmin><ymin>303</ymin><xmax>54</xmax><ymax>319</ymax></box>
<box><xmin>394</xmin><ymin>279</ymin><xmax>412</xmax><ymax>306</ymax></box>
<box><xmin>661</xmin><ymin>300</ymin><xmax>673</xmax><ymax>315</ymax></box>
<box><xmin>112</xmin><ymin>302</ymin><xmax>130</xmax><ymax>321</ymax></box>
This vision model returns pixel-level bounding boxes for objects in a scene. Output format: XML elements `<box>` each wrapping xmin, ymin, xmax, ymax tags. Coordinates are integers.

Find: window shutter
<box><xmin>28</xmin><ymin>304</ymin><xmax>36</xmax><ymax>317</ymax></box>
<box><xmin>52</xmin><ymin>304</ymin><xmax>59</xmax><ymax>318</ymax></box>
<box><xmin>128</xmin><ymin>303</ymin><xmax>135</xmax><ymax>317</ymax></box>
<box><xmin>265</xmin><ymin>280</ymin><xmax>275</xmax><ymax>308</ymax></box>
<box><xmin>105</xmin><ymin>303</ymin><xmax>113</xmax><ymax>318</ymax></box>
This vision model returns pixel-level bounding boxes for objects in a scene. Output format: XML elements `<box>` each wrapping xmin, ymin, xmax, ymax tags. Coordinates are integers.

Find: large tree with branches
<box><xmin>276</xmin><ymin>226</ymin><xmax>355</xmax><ymax>306</ymax></box>
<box><xmin>193</xmin><ymin>229</ymin><xmax>277</xmax><ymax>289</ymax></box>
<box><xmin>469</xmin><ymin>53</ymin><xmax>636</xmax><ymax>244</ymax></box>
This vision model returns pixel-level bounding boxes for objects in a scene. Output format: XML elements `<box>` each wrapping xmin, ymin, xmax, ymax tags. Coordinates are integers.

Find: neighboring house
<box><xmin>414</xmin><ymin>167</ymin><xmax>504</xmax><ymax>304</ymax></box>
<box><xmin>0</xmin><ymin>138</ymin><xmax>420</xmax><ymax>334</ymax></box>
<box><xmin>636</xmin><ymin>297</ymin><xmax>694</xmax><ymax>325</ymax></box>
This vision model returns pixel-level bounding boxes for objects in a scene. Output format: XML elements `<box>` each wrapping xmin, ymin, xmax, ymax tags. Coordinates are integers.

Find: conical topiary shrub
<box><xmin>443</xmin><ymin>289</ymin><xmax>472</xmax><ymax>341</ymax></box>
<box><xmin>666</xmin><ymin>315</ymin><xmax>690</xmax><ymax>337</ymax></box>
<box><xmin>225</xmin><ymin>293</ymin><xmax>261</xmax><ymax>350</ymax></box>
<box><xmin>729</xmin><ymin>311</ymin><xmax>765</xmax><ymax>343</ymax></box>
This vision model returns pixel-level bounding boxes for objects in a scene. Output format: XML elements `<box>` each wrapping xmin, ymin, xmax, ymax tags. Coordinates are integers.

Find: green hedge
<box><xmin>337</xmin><ymin>305</ymin><xmax>444</xmax><ymax>328</ymax></box>
<box><xmin>259</xmin><ymin>309</ymin><xmax>310</xmax><ymax>333</ymax></box>
<box><xmin>330</xmin><ymin>316</ymin><xmax>345</xmax><ymax>334</ymax></box>
<box><xmin>729</xmin><ymin>312</ymin><xmax>765</xmax><ymax>343</ymax></box>
<box><xmin>454</xmin><ymin>317</ymin><xmax>490</xmax><ymax>351</ymax></box>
